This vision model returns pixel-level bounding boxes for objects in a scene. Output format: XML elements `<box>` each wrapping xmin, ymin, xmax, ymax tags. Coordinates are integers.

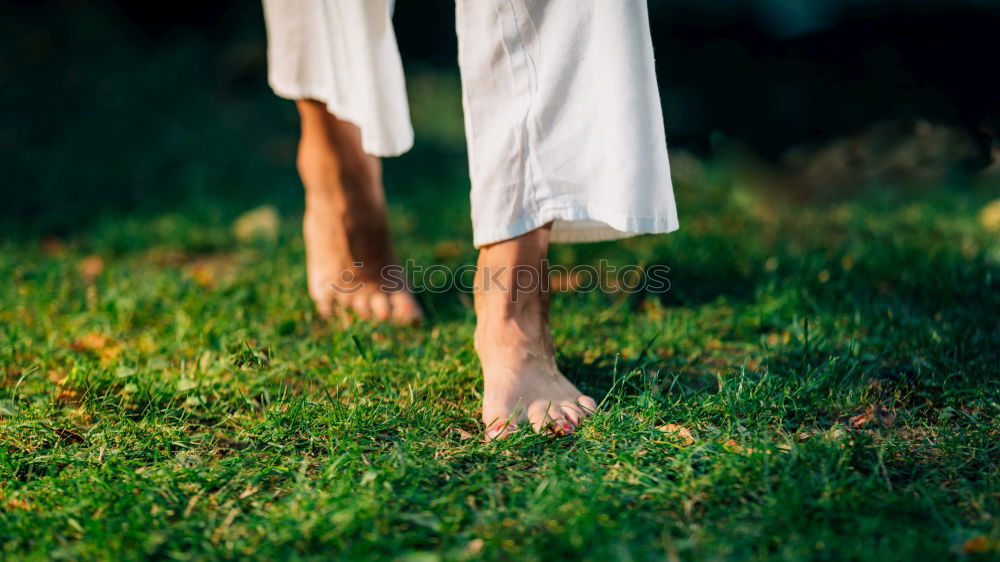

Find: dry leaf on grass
<box><xmin>850</xmin><ymin>404</ymin><xmax>896</xmax><ymax>428</ymax></box>
<box><xmin>723</xmin><ymin>439</ymin><xmax>745</xmax><ymax>453</ymax></box>
<box><xmin>54</xmin><ymin>388</ymin><xmax>83</xmax><ymax>406</ymax></box>
<box><xmin>961</xmin><ymin>536</ymin><xmax>991</xmax><ymax>554</ymax></box>
<box><xmin>184</xmin><ymin>493</ymin><xmax>203</xmax><ymax>517</ymax></box>
<box><xmin>432</xmin><ymin>240</ymin><xmax>464</xmax><ymax>260</ymax></box>
<box><xmin>657</xmin><ymin>424</ymin><xmax>695</xmax><ymax>446</ymax></box>
<box><xmin>53</xmin><ymin>427</ymin><xmax>85</xmax><ymax>444</ymax></box>
<box><xmin>798</xmin><ymin>428</ymin><xmax>849</xmax><ymax>442</ymax></box>
<box><xmin>70</xmin><ymin>332</ymin><xmax>111</xmax><ymax>352</ymax></box>
<box><xmin>724</xmin><ymin>439</ymin><xmax>793</xmax><ymax>455</ymax></box>
<box><xmin>211</xmin><ymin>508</ymin><xmax>241</xmax><ymax>545</ymax></box>
<box><xmin>69</xmin><ymin>333</ymin><xmax>121</xmax><ymax>361</ymax></box>
<box><xmin>69</xmin><ymin>407</ymin><xmax>93</xmax><ymax>425</ymax></box>
<box><xmin>4</xmin><ymin>497</ymin><xmax>33</xmax><ymax>511</ymax></box>
<box><xmin>47</xmin><ymin>369</ymin><xmax>67</xmax><ymax>385</ymax></box>
<box><xmin>456</xmin><ymin>428</ymin><xmax>474</xmax><ymax>441</ymax></box>
<box><xmin>464</xmin><ymin>538</ymin><xmax>485</xmax><ymax>555</ymax></box>
<box><xmin>41</xmin><ymin>236</ymin><xmax>67</xmax><ymax>256</ymax></box>
<box><xmin>978</xmin><ymin>198</ymin><xmax>1000</xmax><ymax>232</ymax></box>
<box><xmin>185</xmin><ymin>255</ymin><xmax>239</xmax><ymax>289</ymax></box>
<box><xmin>445</xmin><ymin>425</ymin><xmax>476</xmax><ymax>441</ymax></box>
<box><xmin>233</xmin><ymin>205</ymin><xmax>280</xmax><ymax>242</ymax></box>
<box><xmin>77</xmin><ymin>255</ymin><xmax>105</xmax><ymax>283</ymax></box>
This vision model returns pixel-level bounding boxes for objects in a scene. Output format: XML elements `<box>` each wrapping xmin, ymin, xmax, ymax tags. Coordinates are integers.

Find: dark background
<box><xmin>2</xmin><ymin>0</ymin><xmax>998</xmax><ymax>237</ymax></box>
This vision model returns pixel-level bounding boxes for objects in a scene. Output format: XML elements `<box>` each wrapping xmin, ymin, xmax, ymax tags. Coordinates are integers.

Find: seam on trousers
<box><xmin>455</xmin><ymin>3</ymin><xmax>479</xmax><ymax>186</ymax></box>
<box><xmin>517</xmin><ymin>1</ymin><xmax>544</xmax><ymax>220</ymax></box>
<box><xmin>500</xmin><ymin>0</ymin><xmax>542</xmax><ymax>219</ymax></box>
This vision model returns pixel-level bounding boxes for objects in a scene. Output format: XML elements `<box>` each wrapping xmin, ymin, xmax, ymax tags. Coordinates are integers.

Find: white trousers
<box><xmin>263</xmin><ymin>0</ymin><xmax>678</xmax><ymax>247</ymax></box>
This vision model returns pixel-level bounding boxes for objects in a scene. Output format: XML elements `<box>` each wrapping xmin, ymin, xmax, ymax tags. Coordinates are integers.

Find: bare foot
<box><xmin>474</xmin><ymin>226</ymin><xmax>597</xmax><ymax>439</ymax></box>
<box><xmin>295</xmin><ymin>100</ymin><xmax>421</xmax><ymax>324</ymax></box>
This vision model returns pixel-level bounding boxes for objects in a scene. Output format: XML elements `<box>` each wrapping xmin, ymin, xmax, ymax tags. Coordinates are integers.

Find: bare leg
<box><xmin>474</xmin><ymin>225</ymin><xmax>598</xmax><ymax>439</ymax></box>
<box><xmin>295</xmin><ymin>99</ymin><xmax>421</xmax><ymax>324</ymax></box>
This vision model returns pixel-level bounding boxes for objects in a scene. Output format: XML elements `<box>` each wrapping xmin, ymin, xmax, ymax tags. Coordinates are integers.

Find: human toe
<box><xmin>389</xmin><ymin>291</ymin><xmax>422</xmax><ymax>325</ymax></box>
<box><xmin>369</xmin><ymin>292</ymin><xmax>392</xmax><ymax>321</ymax></box>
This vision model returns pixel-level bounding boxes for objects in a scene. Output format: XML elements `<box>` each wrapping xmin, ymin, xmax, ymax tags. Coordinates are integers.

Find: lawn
<box><xmin>2</xmin><ymin>12</ymin><xmax>1000</xmax><ymax>559</ymax></box>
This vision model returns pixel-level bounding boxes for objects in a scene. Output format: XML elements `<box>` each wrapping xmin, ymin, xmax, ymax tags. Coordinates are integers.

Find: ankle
<box><xmin>474</xmin><ymin>299</ymin><xmax>547</xmax><ymax>349</ymax></box>
<box><xmin>298</xmin><ymin>134</ymin><xmax>379</xmax><ymax>192</ymax></box>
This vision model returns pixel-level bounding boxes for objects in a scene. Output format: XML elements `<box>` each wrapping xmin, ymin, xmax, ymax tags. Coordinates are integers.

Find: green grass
<box><xmin>2</xmin><ymin>11</ymin><xmax>1000</xmax><ymax>557</ymax></box>
<box><xmin>4</xmin><ymin>163</ymin><xmax>999</xmax><ymax>559</ymax></box>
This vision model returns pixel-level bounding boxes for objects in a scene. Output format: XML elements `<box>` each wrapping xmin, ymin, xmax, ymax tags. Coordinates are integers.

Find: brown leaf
<box><xmin>850</xmin><ymin>404</ymin><xmax>896</xmax><ymax>428</ymax></box>
<box><xmin>211</xmin><ymin>508</ymin><xmax>241</xmax><ymax>545</ymax></box>
<box><xmin>184</xmin><ymin>255</ymin><xmax>238</xmax><ymax>289</ymax></box>
<box><xmin>77</xmin><ymin>255</ymin><xmax>105</xmax><ymax>283</ymax></box>
<box><xmin>232</xmin><ymin>205</ymin><xmax>279</xmax><ymax>242</ymax></box>
<box><xmin>2</xmin><ymin>367</ymin><xmax>22</xmax><ymax>387</ymax></box>
<box><xmin>189</xmin><ymin>262</ymin><xmax>217</xmax><ymax>288</ymax></box>
<box><xmin>69</xmin><ymin>332</ymin><xmax>121</xmax><ymax>361</ymax></box>
<box><xmin>464</xmin><ymin>538</ymin><xmax>485</xmax><ymax>555</ymax></box>
<box><xmin>961</xmin><ymin>536</ymin><xmax>991</xmax><ymax>554</ymax></box>
<box><xmin>960</xmin><ymin>404</ymin><xmax>982</xmax><ymax>417</ymax></box>
<box><xmin>47</xmin><ymin>369</ymin><xmax>67</xmax><ymax>385</ymax></box>
<box><xmin>657</xmin><ymin>424</ymin><xmax>695</xmax><ymax>446</ymax></box>
<box><xmin>827</xmin><ymin>428</ymin><xmax>848</xmax><ymax>441</ymax></box>
<box><xmin>723</xmin><ymin>438</ymin><xmax>745</xmax><ymax>453</ymax></box>
<box><xmin>70</xmin><ymin>332</ymin><xmax>111</xmax><ymax>352</ymax></box>
<box><xmin>55</xmin><ymin>389</ymin><xmax>81</xmax><ymax>406</ymax></box>
<box><xmin>850</xmin><ymin>410</ymin><xmax>873</xmax><ymax>428</ymax></box>
<box><xmin>432</xmin><ymin>240</ymin><xmax>464</xmax><ymax>260</ymax></box>
<box><xmin>5</xmin><ymin>497</ymin><xmax>33</xmax><ymax>511</ymax></box>
<box><xmin>40</xmin><ymin>236</ymin><xmax>66</xmax><ymax>256</ymax></box>
<box><xmin>979</xmin><ymin>198</ymin><xmax>1000</xmax><ymax>232</ymax></box>
<box><xmin>143</xmin><ymin>246</ymin><xmax>188</xmax><ymax>266</ymax></box>
<box><xmin>53</xmin><ymin>427</ymin><xmax>85</xmax><ymax>444</ymax></box>
<box><xmin>238</xmin><ymin>486</ymin><xmax>259</xmax><ymax>499</ymax></box>
<box><xmin>183</xmin><ymin>492</ymin><xmax>203</xmax><ymax>517</ymax></box>
<box><xmin>445</xmin><ymin>425</ymin><xmax>476</xmax><ymax>442</ymax></box>
<box><xmin>69</xmin><ymin>407</ymin><xmax>93</xmax><ymax>425</ymax></box>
